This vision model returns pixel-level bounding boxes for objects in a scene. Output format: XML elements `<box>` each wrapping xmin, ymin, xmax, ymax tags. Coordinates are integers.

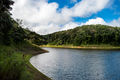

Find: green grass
<box><xmin>0</xmin><ymin>45</ymin><xmax>31</xmax><ymax>80</ymax></box>
<box><xmin>0</xmin><ymin>43</ymin><xmax>51</xmax><ymax>80</ymax></box>
<box><xmin>41</xmin><ymin>44</ymin><xmax>120</xmax><ymax>50</ymax></box>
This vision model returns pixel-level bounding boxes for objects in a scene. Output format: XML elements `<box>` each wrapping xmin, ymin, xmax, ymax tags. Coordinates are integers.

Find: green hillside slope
<box><xmin>45</xmin><ymin>25</ymin><xmax>120</xmax><ymax>46</ymax></box>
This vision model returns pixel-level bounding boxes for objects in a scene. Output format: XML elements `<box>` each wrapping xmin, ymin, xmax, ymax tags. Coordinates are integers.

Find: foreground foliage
<box><xmin>0</xmin><ymin>0</ymin><xmax>50</xmax><ymax>80</ymax></box>
<box><xmin>0</xmin><ymin>42</ymin><xmax>50</xmax><ymax>80</ymax></box>
<box><xmin>0</xmin><ymin>45</ymin><xmax>32</xmax><ymax>80</ymax></box>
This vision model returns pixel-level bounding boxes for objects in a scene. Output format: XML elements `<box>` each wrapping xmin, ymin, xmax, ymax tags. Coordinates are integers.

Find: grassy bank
<box><xmin>0</xmin><ymin>42</ymin><xmax>51</xmax><ymax>80</ymax></box>
<box><xmin>40</xmin><ymin>44</ymin><xmax>120</xmax><ymax>50</ymax></box>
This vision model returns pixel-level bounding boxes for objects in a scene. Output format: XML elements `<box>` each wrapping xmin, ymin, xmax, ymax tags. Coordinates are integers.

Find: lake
<box><xmin>30</xmin><ymin>48</ymin><xmax>120</xmax><ymax>80</ymax></box>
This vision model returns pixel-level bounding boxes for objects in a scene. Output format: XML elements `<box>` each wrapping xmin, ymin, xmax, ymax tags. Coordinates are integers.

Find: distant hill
<box><xmin>44</xmin><ymin>25</ymin><xmax>120</xmax><ymax>46</ymax></box>
<box><xmin>24</xmin><ymin>29</ymin><xmax>47</xmax><ymax>45</ymax></box>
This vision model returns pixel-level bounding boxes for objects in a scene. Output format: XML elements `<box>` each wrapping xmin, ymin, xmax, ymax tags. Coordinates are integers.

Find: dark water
<box><xmin>30</xmin><ymin>48</ymin><xmax>120</xmax><ymax>80</ymax></box>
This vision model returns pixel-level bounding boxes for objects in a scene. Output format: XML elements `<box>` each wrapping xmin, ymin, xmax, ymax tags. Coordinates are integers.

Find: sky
<box><xmin>11</xmin><ymin>0</ymin><xmax>120</xmax><ymax>35</ymax></box>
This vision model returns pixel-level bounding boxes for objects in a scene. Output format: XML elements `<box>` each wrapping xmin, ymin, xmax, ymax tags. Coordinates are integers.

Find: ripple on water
<box><xmin>30</xmin><ymin>48</ymin><xmax>120</xmax><ymax>80</ymax></box>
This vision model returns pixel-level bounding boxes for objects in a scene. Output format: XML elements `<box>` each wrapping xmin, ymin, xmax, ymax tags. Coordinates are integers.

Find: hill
<box><xmin>44</xmin><ymin>25</ymin><xmax>120</xmax><ymax>46</ymax></box>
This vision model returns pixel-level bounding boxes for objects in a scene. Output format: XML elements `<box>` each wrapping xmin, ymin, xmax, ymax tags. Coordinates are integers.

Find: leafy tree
<box><xmin>0</xmin><ymin>0</ymin><xmax>14</xmax><ymax>45</ymax></box>
<box><xmin>0</xmin><ymin>13</ymin><xmax>13</xmax><ymax>45</ymax></box>
<box><xmin>0</xmin><ymin>0</ymin><xmax>14</xmax><ymax>13</ymax></box>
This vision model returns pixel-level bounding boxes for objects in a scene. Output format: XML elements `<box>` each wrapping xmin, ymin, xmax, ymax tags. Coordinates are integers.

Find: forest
<box><xmin>44</xmin><ymin>25</ymin><xmax>120</xmax><ymax>46</ymax></box>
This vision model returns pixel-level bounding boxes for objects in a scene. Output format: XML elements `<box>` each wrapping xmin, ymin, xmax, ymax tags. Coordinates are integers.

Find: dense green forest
<box><xmin>44</xmin><ymin>25</ymin><xmax>120</xmax><ymax>46</ymax></box>
<box><xmin>0</xmin><ymin>0</ymin><xmax>50</xmax><ymax>80</ymax></box>
<box><xmin>24</xmin><ymin>29</ymin><xmax>47</xmax><ymax>45</ymax></box>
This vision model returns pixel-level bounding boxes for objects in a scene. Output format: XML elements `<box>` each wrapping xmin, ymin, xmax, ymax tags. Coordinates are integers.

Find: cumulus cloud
<box><xmin>11</xmin><ymin>0</ymin><xmax>110</xmax><ymax>35</ymax></box>
<box><xmin>82</xmin><ymin>17</ymin><xmax>120</xmax><ymax>27</ymax></box>
<box><xmin>84</xmin><ymin>17</ymin><xmax>107</xmax><ymax>25</ymax></box>
<box><xmin>31</xmin><ymin>23</ymin><xmax>61</xmax><ymax>35</ymax></box>
<box><xmin>30</xmin><ymin>22</ymin><xmax>80</xmax><ymax>35</ymax></box>
<box><xmin>62</xmin><ymin>22</ymin><xmax>80</xmax><ymax>30</ymax></box>
<box><xmin>12</xmin><ymin>0</ymin><xmax>64</xmax><ymax>25</ymax></box>
<box><xmin>68</xmin><ymin>0</ymin><xmax>110</xmax><ymax>17</ymax></box>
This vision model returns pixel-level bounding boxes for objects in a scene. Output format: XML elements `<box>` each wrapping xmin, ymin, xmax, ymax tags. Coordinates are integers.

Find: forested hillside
<box><xmin>0</xmin><ymin>13</ymin><xmax>46</xmax><ymax>46</ymax></box>
<box><xmin>0</xmin><ymin>0</ymin><xmax>50</xmax><ymax>80</ymax></box>
<box><xmin>24</xmin><ymin>29</ymin><xmax>47</xmax><ymax>45</ymax></box>
<box><xmin>45</xmin><ymin>25</ymin><xmax>120</xmax><ymax>46</ymax></box>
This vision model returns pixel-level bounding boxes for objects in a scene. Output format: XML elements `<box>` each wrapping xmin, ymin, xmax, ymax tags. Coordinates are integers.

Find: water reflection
<box><xmin>30</xmin><ymin>48</ymin><xmax>120</xmax><ymax>80</ymax></box>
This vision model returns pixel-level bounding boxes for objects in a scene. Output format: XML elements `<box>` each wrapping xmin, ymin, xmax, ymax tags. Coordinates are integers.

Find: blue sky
<box><xmin>48</xmin><ymin>0</ymin><xmax>120</xmax><ymax>23</ymax></box>
<box><xmin>12</xmin><ymin>0</ymin><xmax>120</xmax><ymax>35</ymax></box>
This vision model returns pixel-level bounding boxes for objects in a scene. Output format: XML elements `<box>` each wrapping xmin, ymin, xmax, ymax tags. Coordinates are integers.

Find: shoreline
<box><xmin>40</xmin><ymin>45</ymin><xmax>120</xmax><ymax>50</ymax></box>
<box><xmin>23</xmin><ymin>44</ymin><xmax>120</xmax><ymax>80</ymax></box>
<box><xmin>0</xmin><ymin>44</ymin><xmax>51</xmax><ymax>80</ymax></box>
<box><xmin>22</xmin><ymin>45</ymin><xmax>51</xmax><ymax>80</ymax></box>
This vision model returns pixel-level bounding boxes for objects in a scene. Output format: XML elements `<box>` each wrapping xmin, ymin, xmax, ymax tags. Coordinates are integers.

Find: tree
<box><xmin>0</xmin><ymin>0</ymin><xmax>14</xmax><ymax>45</ymax></box>
<box><xmin>0</xmin><ymin>0</ymin><xmax>14</xmax><ymax>13</ymax></box>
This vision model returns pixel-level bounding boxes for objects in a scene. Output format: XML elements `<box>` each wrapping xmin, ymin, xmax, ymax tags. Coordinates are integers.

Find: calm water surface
<box><xmin>30</xmin><ymin>48</ymin><xmax>120</xmax><ymax>80</ymax></box>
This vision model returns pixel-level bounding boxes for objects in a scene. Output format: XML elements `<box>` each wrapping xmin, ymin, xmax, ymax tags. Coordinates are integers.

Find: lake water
<box><xmin>30</xmin><ymin>48</ymin><xmax>120</xmax><ymax>80</ymax></box>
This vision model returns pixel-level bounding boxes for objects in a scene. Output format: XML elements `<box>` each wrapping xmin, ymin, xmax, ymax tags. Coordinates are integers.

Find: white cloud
<box><xmin>11</xmin><ymin>0</ymin><xmax>110</xmax><ymax>35</ymax></box>
<box><xmin>62</xmin><ymin>22</ymin><xmax>80</xmax><ymax>30</ymax></box>
<box><xmin>12</xmin><ymin>0</ymin><xmax>62</xmax><ymax>25</ymax></box>
<box><xmin>68</xmin><ymin>0</ymin><xmax>110</xmax><ymax>17</ymax></box>
<box><xmin>84</xmin><ymin>17</ymin><xmax>107</xmax><ymax>25</ymax></box>
<box><xmin>29</xmin><ymin>22</ymin><xmax>80</xmax><ymax>35</ymax></box>
<box><xmin>31</xmin><ymin>23</ymin><xmax>61</xmax><ymax>35</ymax></box>
<box><xmin>82</xmin><ymin>17</ymin><xmax>120</xmax><ymax>27</ymax></box>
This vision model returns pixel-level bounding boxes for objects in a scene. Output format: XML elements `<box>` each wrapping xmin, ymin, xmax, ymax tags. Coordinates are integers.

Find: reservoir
<box><xmin>30</xmin><ymin>48</ymin><xmax>120</xmax><ymax>80</ymax></box>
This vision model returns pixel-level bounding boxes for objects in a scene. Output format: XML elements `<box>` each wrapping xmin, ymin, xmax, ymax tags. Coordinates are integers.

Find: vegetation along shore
<box><xmin>41</xmin><ymin>45</ymin><xmax>120</xmax><ymax>50</ymax></box>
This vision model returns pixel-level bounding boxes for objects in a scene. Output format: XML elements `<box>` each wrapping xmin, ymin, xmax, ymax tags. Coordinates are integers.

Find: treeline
<box><xmin>45</xmin><ymin>25</ymin><xmax>120</xmax><ymax>46</ymax></box>
<box><xmin>24</xmin><ymin>29</ymin><xmax>47</xmax><ymax>45</ymax></box>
